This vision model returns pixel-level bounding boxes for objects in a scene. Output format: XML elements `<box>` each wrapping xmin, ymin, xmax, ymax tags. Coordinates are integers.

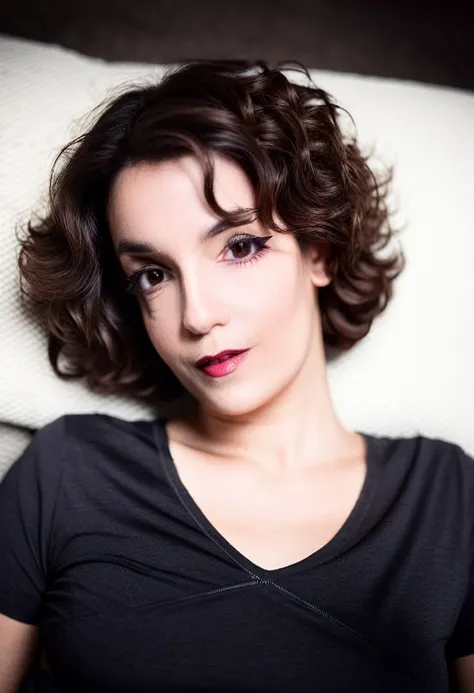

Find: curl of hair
<box><xmin>17</xmin><ymin>59</ymin><xmax>405</xmax><ymax>403</ymax></box>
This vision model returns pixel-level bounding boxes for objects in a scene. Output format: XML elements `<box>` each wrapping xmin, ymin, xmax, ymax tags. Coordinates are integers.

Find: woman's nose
<box><xmin>181</xmin><ymin>273</ymin><xmax>230</xmax><ymax>336</ymax></box>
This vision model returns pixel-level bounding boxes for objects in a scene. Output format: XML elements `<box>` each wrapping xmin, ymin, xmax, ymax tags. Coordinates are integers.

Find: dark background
<box><xmin>0</xmin><ymin>0</ymin><xmax>473</xmax><ymax>90</ymax></box>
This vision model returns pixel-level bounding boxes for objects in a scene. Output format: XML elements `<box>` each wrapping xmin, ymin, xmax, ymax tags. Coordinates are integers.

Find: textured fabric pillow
<box><xmin>1</xmin><ymin>34</ymin><xmax>473</xmax><ymax>471</ymax></box>
<box><xmin>0</xmin><ymin>424</ymin><xmax>32</xmax><ymax>479</ymax></box>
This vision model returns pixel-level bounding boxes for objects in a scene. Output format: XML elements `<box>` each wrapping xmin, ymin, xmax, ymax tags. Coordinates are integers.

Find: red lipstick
<box><xmin>195</xmin><ymin>349</ymin><xmax>250</xmax><ymax>378</ymax></box>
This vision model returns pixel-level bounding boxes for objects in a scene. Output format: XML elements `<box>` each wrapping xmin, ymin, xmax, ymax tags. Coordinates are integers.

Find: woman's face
<box><xmin>108</xmin><ymin>154</ymin><xmax>330</xmax><ymax>417</ymax></box>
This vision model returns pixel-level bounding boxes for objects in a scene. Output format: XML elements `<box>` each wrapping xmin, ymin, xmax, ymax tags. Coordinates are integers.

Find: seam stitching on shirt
<box><xmin>66</xmin><ymin>580</ymin><xmax>261</xmax><ymax>620</ymax></box>
<box><xmin>260</xmin><ymin>579</ymin><xmax>381</xmax><ymax>653</ymax></box>
<box><xmin>172</xmin><ymin>579</ymin><xmax>260</xmax><ymax>604</ymax></box>
<box><xmin>173</xmin><ymin>494</ymin><xmax>263</xmax><ymax>580</ymax></box>
<box><xmin>156</xmin><ymin>431</ymin><xmax>263</xmax><ymax>581</ymax></box>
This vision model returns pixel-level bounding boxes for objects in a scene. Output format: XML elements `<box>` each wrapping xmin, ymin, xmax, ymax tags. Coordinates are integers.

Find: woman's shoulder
<box><xmin>413</xmin><ymin>432</ymin><xmax>474</xmax><ymax>495</ymax></box>
<box><xmin>365</xmin><ymin>429</ymin><xmax>474</xmax><ymax>517</ymax></box>
<box><xmin>365</xmin><ymin>428</ymin><xmax>473</xmax><ymax>471</ymax></box>
<box><xmin>4</xmin><ymin>413</ymin><xmax>162</xmax><ymax>486</ymax></box>
<box><xmin>32</xmin><ymin>412</ymin><xmax>160</xmax><ymax>450</ymax></box>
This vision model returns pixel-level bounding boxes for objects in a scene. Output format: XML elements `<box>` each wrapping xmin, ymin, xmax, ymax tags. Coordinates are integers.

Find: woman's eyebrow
<box><xmin>115</xmin><ymin>219</ymin><xmax>239</xmax><ymax>257</ymax></box>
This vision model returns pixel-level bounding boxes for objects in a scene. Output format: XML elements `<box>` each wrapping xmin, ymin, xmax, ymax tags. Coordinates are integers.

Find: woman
<box><xmin>0</xmin><ymin>60</ymin><xmax>473</xmax><ymax>693</ymax></box>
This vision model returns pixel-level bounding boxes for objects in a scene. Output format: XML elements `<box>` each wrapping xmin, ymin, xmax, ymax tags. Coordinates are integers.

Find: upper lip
<box><xmin>195</xmin><ymin>349</ymin><xmax>248</xmax><ymax>368</ymax></box>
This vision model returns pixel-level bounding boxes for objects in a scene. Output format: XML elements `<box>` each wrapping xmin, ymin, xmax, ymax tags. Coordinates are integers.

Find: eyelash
<box><xmin>124</xmin><ymin>233</ymin><xmax>272</xmax><ymax>297</ymax></box>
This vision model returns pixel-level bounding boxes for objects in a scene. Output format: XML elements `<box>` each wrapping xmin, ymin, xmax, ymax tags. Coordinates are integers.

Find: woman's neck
<box><xmin>168</xmin><ymin>335</ymin><xmax>361</xmax><ymax>476</ymax></box>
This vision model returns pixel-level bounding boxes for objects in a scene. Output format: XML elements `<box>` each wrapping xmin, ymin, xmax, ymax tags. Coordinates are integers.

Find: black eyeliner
<box><xmin>124</xmin><ymin>234</ymin><xmax>273</xmax><ymax>295</ymax></box>
<box><xmin>224</xmin><ymin>233</ymin><xmax>273</xmax><ymax>250</ymax></box>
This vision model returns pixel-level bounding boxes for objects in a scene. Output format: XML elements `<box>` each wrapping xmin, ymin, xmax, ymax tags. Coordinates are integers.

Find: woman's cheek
<box><xmin>141</xmin><ymin>306</ymin><xmax>178</xmax><ymax>362</ymax></box>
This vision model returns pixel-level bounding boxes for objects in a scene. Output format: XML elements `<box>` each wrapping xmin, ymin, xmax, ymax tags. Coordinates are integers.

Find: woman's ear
<box><xmin>306</xmin><ymin>242</ymin><xmax>332</xmax><ymax>288</ymax></box>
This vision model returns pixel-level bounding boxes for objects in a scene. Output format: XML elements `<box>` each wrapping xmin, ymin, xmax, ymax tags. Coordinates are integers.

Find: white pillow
<box><xmin>1</xmin><ymin>34</ymin><xmax>473</xmax><ymax>462</ymax></box>
<box><xmin>0</xmin><ymin>424</ymin><xmax>32</xmax><ymax>479</ymax></box>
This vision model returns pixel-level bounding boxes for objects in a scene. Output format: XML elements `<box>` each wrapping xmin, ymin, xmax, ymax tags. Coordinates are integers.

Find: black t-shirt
<box><xmin>1</xmin><ymin>413</ymin><xmax>474</xmax><ymax>692</ymax></box>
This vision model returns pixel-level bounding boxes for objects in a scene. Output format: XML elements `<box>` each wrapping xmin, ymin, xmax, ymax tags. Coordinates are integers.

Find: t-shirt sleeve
<box><xmin>446</xmin><ymin>572</ymin><xmax>474</xmax><ymax>661</ymax></box>
<box><xmin>445</xmin><ymin>447</ymin><xmax>474</xmax><ymax>661</ymax></box>
<box><xmin>0</xmin><ymin>418</ymin><xmax>65</xmax><ymax>625</ymax></box>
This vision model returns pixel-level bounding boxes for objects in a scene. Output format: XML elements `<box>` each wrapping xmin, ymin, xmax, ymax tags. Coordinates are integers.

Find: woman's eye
<box><xmin>126</xmin><ymin>234</ymin><xmax>272</xmax><ymax>296</ymax></box>
<box><xmin>228</xmin><ymin>239</ymin><xmax>253</xmax><ymax>260</ymax></box>
<box><xmin>223</xmin><ymin>235</ymin><xmax>271</xmax><ymax>262</ymax></box>
<box><xmin>126</xmin><ymin>267</ymin><xmax>166</xmax><ymax>295</ymax></box>
<box><xmin>142</xmin><ymin>268</ymin><xmax>165</xmax><ymax>289</ymax></box>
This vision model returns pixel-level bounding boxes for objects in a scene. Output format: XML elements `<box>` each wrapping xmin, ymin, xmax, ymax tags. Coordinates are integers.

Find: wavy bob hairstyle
<box><xmin>18</xmin><ymin>59</ymin><xmax>405</xmax><ymax>404</ymax></box>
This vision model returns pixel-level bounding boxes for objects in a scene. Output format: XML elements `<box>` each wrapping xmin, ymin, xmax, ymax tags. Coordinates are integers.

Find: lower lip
<box><xmin>198</xmin><ymin>351</ymin><xmax>249</xmax><ymax>378</ymax></box>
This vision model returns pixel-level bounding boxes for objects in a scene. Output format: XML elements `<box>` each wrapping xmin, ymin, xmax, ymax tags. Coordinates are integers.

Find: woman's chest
<box><xmin>41</xmin><ymin>563</ymin><xmax>449</xmax><ymax>693</ymax></box>
<box><xmin>41</xmin><ymin>479</ymin><xmax>462</xmax><ymax>693</ymax></box>
<box><xmin>165</xmin><ymin>442</ymin><xmax>368</xmax><ymax>571</ymax></box>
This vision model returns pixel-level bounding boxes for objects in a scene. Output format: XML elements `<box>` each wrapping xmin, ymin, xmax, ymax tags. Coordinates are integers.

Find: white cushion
<box><xmin>0</xmin><ymin>424</ymin><xmax>32</xmax><ymax>480</ymax></box>
<box><xmin>1</xmin><ymin>34</ymin><xmax>473</xmax><ymax>464</ymax></box>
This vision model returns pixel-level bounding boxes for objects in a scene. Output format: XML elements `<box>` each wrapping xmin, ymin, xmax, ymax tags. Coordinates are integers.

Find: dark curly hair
<box><xmin>17</xmin><ymin>59</ymin><xmax>405</xmax><ymax>405</ymax></box>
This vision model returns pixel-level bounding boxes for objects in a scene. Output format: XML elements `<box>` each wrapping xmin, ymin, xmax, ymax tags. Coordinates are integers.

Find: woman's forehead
<box><xmin>107</xmin><ymin>155</ymin><xmax>259</xmax><ymax>256</ymax></box>
<box><xmin>109</xmin><ymin>156</ymin><xmax>254</xmax><ymax>229</ymax></box>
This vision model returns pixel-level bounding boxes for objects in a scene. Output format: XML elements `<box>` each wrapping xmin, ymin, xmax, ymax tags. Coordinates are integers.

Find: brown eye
<box><xmin>125</xmin><ymin>266</ymin><xmax>168</xmax><ymax>295</ymax></box>
<box><xmin>230</xmin><ymin>239</ymin><xmax>252</xmax><ymax>260</ymax></box>
<box><xmin>141</xmin><ymin>269</ymin><xmax>164</xmax><ymax>287</ymax></box>
<box><xmin>223</xmin><ymin>234</ymin><xmax>272</xmax><ymax>265</ymax></box>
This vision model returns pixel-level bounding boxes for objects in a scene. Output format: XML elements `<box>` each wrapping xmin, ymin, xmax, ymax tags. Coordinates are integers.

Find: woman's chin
<box><xmin>190</xmin><ymin>384</ymin><xmax>278</xmax><ymax>421</ymax></box>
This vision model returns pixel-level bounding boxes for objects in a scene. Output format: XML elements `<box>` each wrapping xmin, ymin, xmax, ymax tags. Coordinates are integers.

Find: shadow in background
<box><xmin>0</xmin><ymin>0</ymin><xmax>473</xmax><ymax>89</ymax></box>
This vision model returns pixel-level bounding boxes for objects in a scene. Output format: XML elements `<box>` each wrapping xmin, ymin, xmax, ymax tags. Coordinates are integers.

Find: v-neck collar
<box><xmin>154</xmin><ymin>417</ymin><xmax>380</xmax><ymax>579</ymax></box>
